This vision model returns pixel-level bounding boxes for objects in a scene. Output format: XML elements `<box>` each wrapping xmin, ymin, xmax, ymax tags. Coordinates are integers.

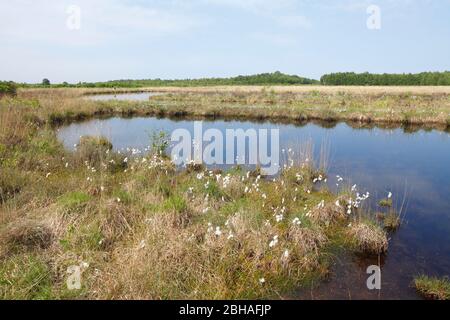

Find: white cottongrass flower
<box><xmin>282</xmin><ymin>249</ymin><xmax>290</xmax><ymax>260</ymax></box>
<box><xmin>317</xmin><ymin>200</ymin><xmax>325</xmax><ymax>209</ymax></box>
<box><xmin>269</xmin><ymin>235</ymin><xmax>279</xmax><ymax>248</ymax></box>
<box><xmin>388</xmin><ymin>192</ymin><xmax>393</xmax><ymax>199</ymax></box>
<box><xmin>292</xmin><ymin>217</ymin><xmax>302</xmax><ymax>226</ymax></box>
<box><xmin>259</xmin><ymin>278</ymin><xmax>266</xmax><ymax>285</ymax></box>
<box><xmin>335</xmin><ymin>200</ymin><xmax>341</xmax><ymax>208</ymax></box>
<box><xmin>275</xmin><ymin>214</ymin><xmax>284</xmax><ymax>223</ymax></box>
<box><xmin>214</xmin><ymin>227</ymin><xmax>222</xmax><ymax>237</ymax></box>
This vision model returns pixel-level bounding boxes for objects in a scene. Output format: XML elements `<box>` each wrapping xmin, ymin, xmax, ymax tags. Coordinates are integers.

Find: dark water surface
<box><xmin>57</xmin><ymin>117</ymin><xmax>450</xmax><ymax>300</ymax></box>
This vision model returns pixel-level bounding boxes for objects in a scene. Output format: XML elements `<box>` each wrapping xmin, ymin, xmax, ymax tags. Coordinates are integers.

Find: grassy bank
<box><xmin>0</xmin><ymin>96</ymin><xmax>394</xmax><ymax>299</ymax></box>
<box><xmin>414</xmin><ymin>276</ymin><xmax>450</xmax><ymax>300</ymax></box>
<box><xmin>16</xmin><ymin>86</ymin><xmax>450</xmax><ymax>130</ymax></box>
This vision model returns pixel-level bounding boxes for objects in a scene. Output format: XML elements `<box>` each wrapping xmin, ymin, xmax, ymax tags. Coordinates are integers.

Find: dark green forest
<box><xmin>320</xmin><ymin>72</ymin><xmax>450</xmax><ymax>86</ymax></box>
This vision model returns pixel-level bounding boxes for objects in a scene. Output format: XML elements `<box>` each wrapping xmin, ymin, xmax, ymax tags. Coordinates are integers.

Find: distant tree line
<box><xmin>6</xmin><ymin>71</ymin><xmax>450</xmax><ymax>90</ymax></box>
<box><xmin>18</xmin><ymin>72</ymin><xmax>319</xmax><ymax>88</ymax></box>
<box><xmin>320</xmin><ymin>72</ymin><xmax>450</xmax><ymax>86</ymax></box>
<box><xmin>0</xmin><ymin>81</ymin><xmax>17</xmax><ymax>96</ymax></box>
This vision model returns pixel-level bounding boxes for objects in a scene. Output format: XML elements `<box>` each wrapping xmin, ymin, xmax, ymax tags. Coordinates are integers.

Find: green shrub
<box><xmin>0</xmin><ymin>81</ymin><xmax>17</xmax><ymax>97</ymax></box>
<box><xmin>150</xmin><ymin>130</ymin><xmax>170</xmax><ymax>156</ymax></box>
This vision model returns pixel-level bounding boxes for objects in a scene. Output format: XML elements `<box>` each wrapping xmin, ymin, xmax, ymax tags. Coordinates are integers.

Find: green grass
<box><xmin>164</xmin><ymin>195</ymin><xmax>188</xmax><ymax>213</ymax></box>
<box><xmin>0</xmin><ymin>254</ymin><xmax>53</xmax><ymax>300</ymax></box>
<box><xmin>414</xmin><ymin>276</ymin><xmax>450</xmax><ymax>300</ymax></box>
<box><xmin>379</xmin><ymin>198</ymin><xmax>393</xmax><ymax>208</ymax></box>
<box><xmin>59</xmin><ymin>192</ymin><xmax>91</xmax><ymax>209</ymax></box>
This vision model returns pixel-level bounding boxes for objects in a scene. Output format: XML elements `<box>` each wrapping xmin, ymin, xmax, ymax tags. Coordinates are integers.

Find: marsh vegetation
<box><xmin>414</xmin><ymin>276</ymin><xmax>450</xmax><ymax>300</ymax></box>
<box><xmin>0</xmin><ymin>92</ymin><xmax>395</xmax><ymax>299</ymax></box>
<box><xmin>14</xmin><ymin>86</ymin><xmax>450</xmax><ymax>130</ymax></box>
<box><xmin>1</xmin><ymin>87</ymin><xmax>449</xmax><ymax>299</ymax></box>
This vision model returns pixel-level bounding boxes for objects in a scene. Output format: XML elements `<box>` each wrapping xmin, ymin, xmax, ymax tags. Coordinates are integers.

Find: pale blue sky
<box><xmin>1</xmin><ymin>0</ymin><xmax>449</xmax><ymax>83</ymax></box>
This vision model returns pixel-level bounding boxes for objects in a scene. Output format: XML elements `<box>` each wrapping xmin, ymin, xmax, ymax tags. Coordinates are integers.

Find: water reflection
<box><xmin>85</xmin><ymin>92</ymin><xmax>162</xmax><ymax>101</ymax></box>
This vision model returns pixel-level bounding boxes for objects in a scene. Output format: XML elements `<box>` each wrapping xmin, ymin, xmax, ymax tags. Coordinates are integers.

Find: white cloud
<box><xmin>0</xmin><ymin>0</ymin><xmax>200</xmax><ymax>46</ymax></box>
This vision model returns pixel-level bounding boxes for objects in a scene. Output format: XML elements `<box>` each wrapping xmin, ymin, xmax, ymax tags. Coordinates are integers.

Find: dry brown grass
<box><xmin>7</xmin><ymin>86</ymin><xmax>450</xmax><ymax>129</ymax></box>
<box><xmin>309</xmin><ymin>197</ymin><xmax>348</xmax><ymax>226</ymax></box>
<box><xmin>347</xmin><ymin>222</ymin><xmax>388</xmax><ymax>255</ymax></box>
<box><xmin>0</xmin><ymin>219</ymin><xmax>54</xmax><ymax>255</ymax></box>
<box><xmin>28</xmin><ymin>86</ymin><xmax>449</xmax><ymax>95</ymax></box>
